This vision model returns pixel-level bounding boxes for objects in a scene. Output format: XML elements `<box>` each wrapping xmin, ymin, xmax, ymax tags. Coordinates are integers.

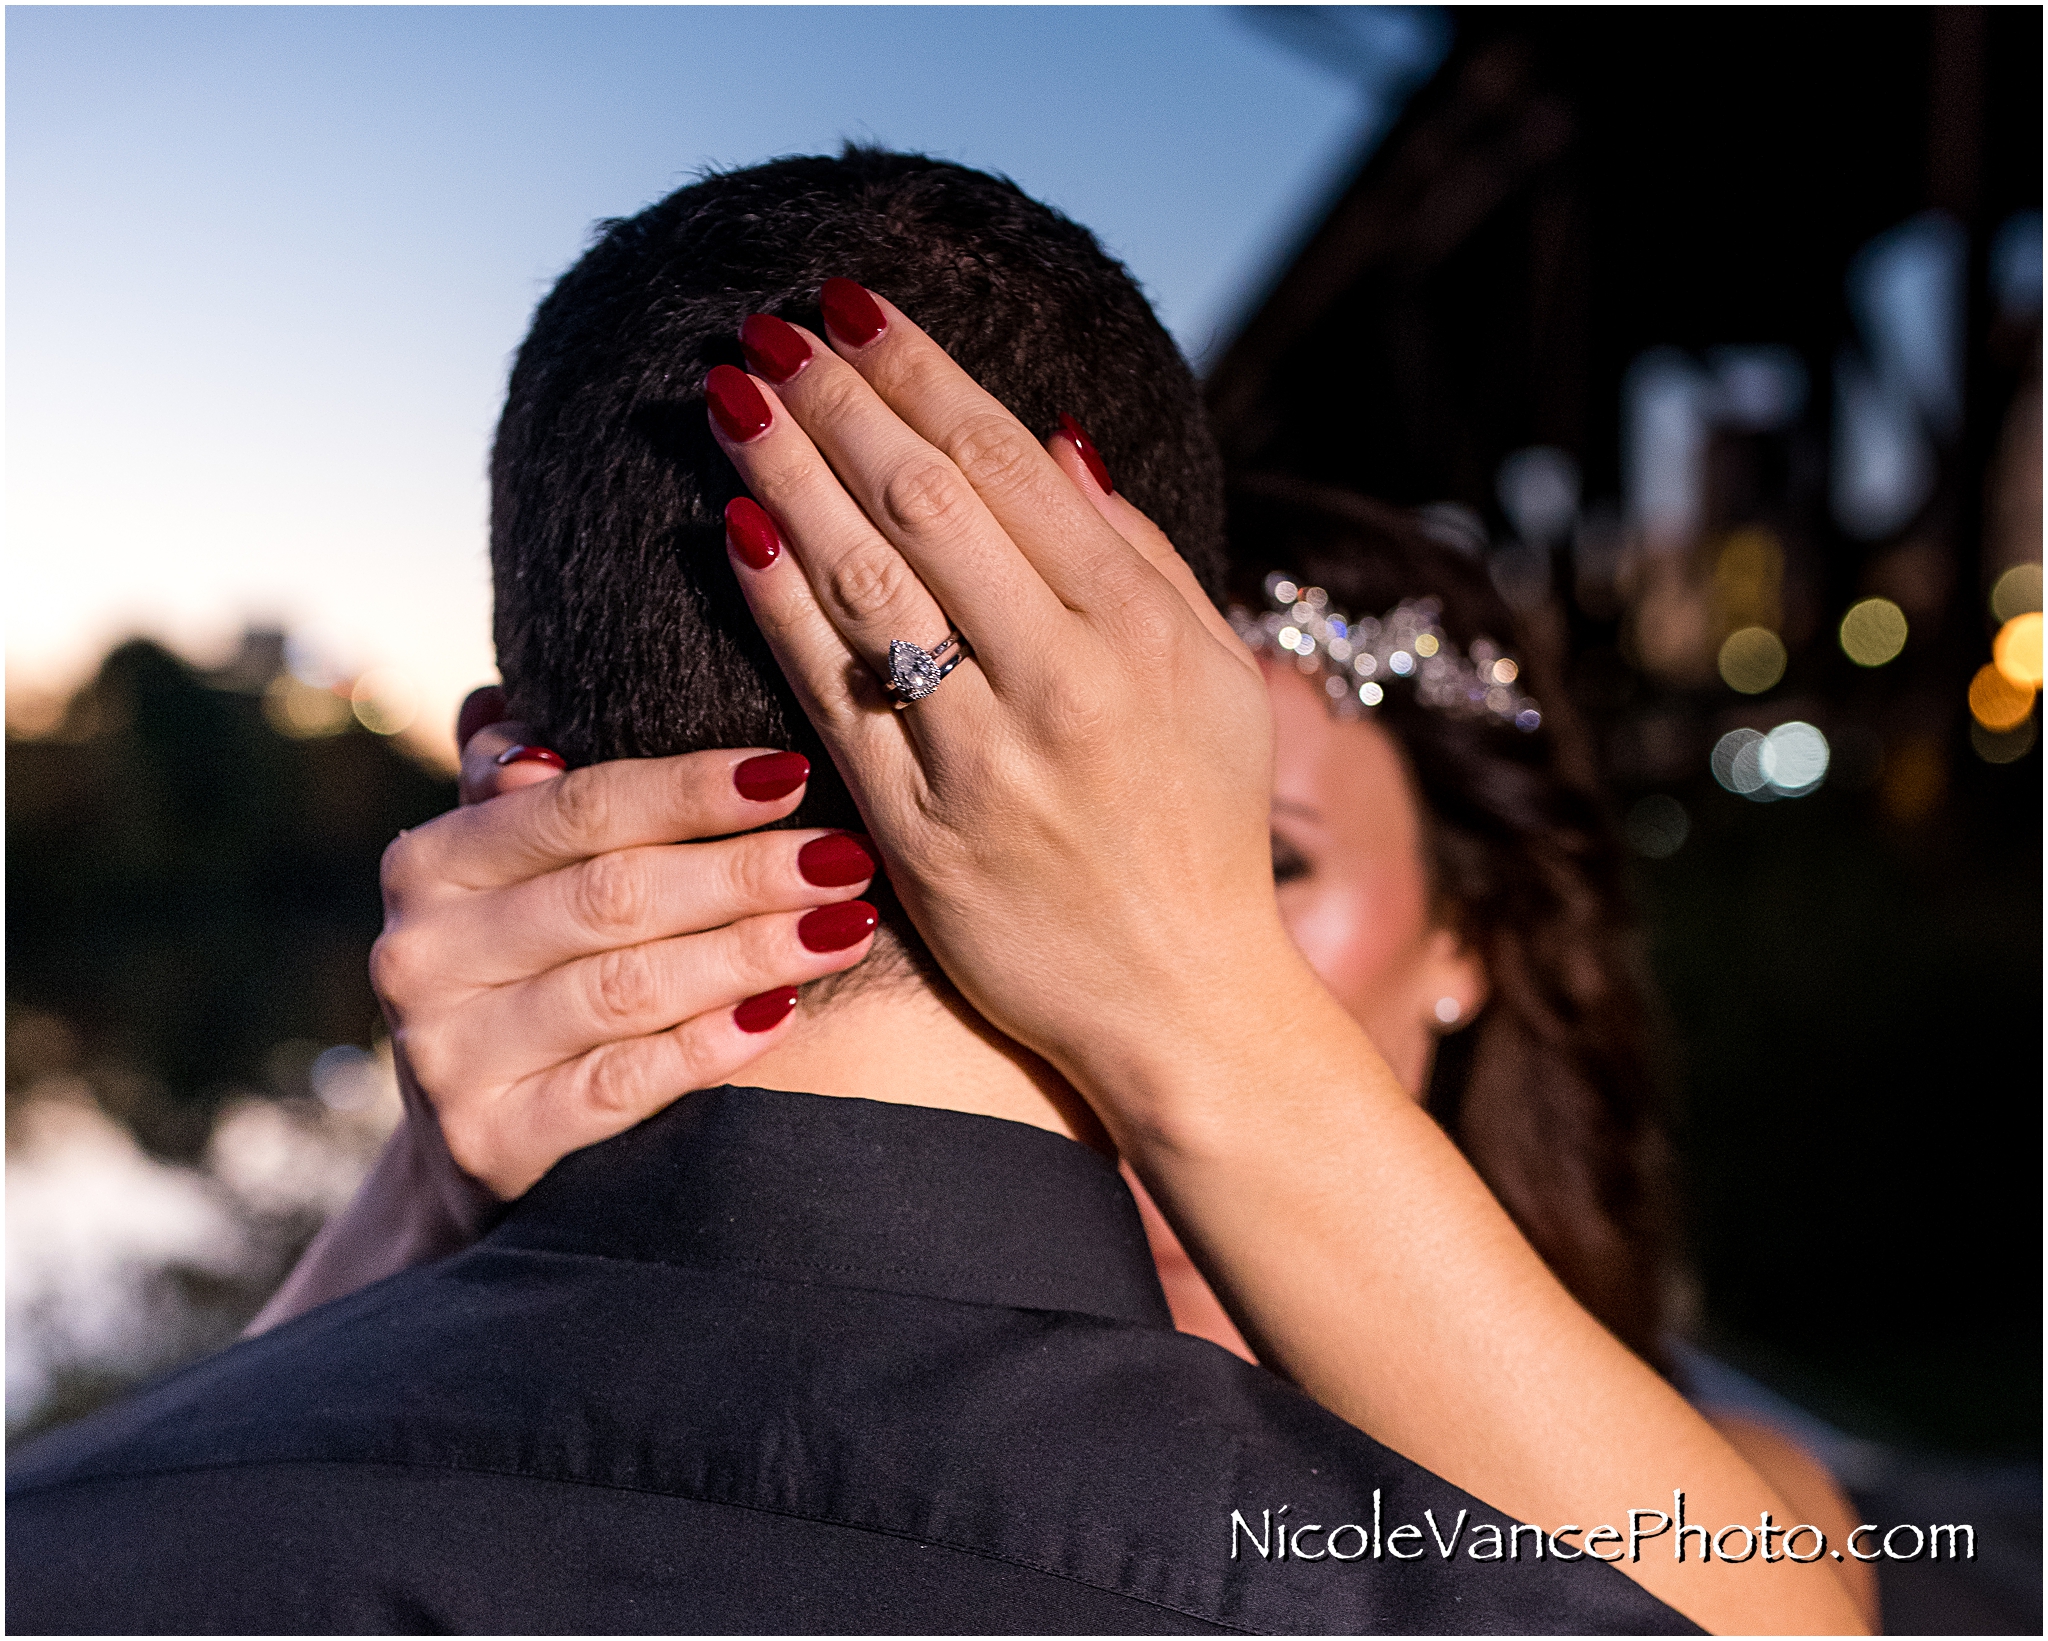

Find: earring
<box><xmin>1434</xmin><ymin>997</ymin><xmax>1462</xmax><ymax>1026</ymax></box>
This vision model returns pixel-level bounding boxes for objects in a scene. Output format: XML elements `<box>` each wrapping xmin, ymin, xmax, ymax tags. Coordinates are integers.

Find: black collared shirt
<box><xmin>9</xmin><ymin>1086</ymin><xmax>1694</xmax><ymax>1634</ymax></box>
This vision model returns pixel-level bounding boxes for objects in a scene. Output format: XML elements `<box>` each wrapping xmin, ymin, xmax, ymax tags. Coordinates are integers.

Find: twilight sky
<box><xmin>9</xmin><ymin>6</ymin><xmax>1430</xmax><ymax>761</ymax></box>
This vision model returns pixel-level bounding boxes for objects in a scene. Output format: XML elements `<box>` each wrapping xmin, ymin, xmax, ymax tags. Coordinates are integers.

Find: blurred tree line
<box><xmin>7</xmin><ymin>636</ymin><xmax>455</xmax><ymax>1158</ymax></box>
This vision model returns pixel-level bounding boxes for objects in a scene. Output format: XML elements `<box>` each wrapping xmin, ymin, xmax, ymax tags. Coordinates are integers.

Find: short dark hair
<box><xmin>491</xmin><ymin>148</ymin><xmax>1227</xmax><ymax>845</ymax></box>
<box><xmin>1227</xmin><ymin>473</ymin><xmax>1676</xmax><ymax>1371</ymax></box>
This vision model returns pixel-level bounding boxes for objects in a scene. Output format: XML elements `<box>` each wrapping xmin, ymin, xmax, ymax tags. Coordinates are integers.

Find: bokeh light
<box><xmin>1711</xmin><ymin>722</ymin><xmax>1828</xmax><ymax>799</ymax></box>
<box><xmin>262</xmin><ymin>674</ymin><xmax>352</xmax><ymax>739</ymax></box>
<box><xmin>1990</xmin><ymin>562</ymin><xmax>2043</xmax><ymax>624</ymax></box>
<box><xmin>1713</xmin><ymin>529</ymin><xmax>1785</xmax><ymax>630</ymax></box>
<box><xmin>1838</xmin><ymin>597</ymin><xmax>1908</xmax><ymax>667</ymax></box>
<box><xmin>1711</xmin><ymin>727</ymin><xmax>1769</xmax><ymax>795</ymax></box>
<box><xmin>1970</xmin><ymin>715</ymin><xmax>2038</xmax><ymax>765</ymax></box>
<box><xmin>1718</xmin><ymin>626</ymin><xmax>1787</xmax><ymax>693</ymax></box>
<box><xmin>350</xmin><ymin>669</ymin><xmax>419</xmax><ymax>736</ymax></box>
<box><xmin>1991</xmin><ymin>611</ymin><xmax>2043</xmax><ymax>690</ymax></box>
<box><xmin>1496</xmin><ymin>445</ymin><xmax>1581</xmax><ymax>546</ymax></box>
<box><xmin>1624</xmin><ymin>793</ymin><xmax>1690</xmax><ymax>857</ymax></box>
<box><xmin>1968</xmin><ymin>663</ymin><xmax>2035</xmax><ymax>732</ymax></box>
<box><xmin>1759</xmin><ymin>721</ymin><xmax>1830</xmax><ymax>796</ymax></box>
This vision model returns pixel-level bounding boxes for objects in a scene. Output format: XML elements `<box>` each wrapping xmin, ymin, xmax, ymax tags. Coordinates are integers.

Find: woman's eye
<box><xmin>1271</xmin><ymin>834</ymin><xmax>1311</xmax><ymax>885</ymax></box>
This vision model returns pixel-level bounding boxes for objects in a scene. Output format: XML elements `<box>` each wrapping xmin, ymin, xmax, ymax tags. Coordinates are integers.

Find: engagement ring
<box><xmin>886</xmin><ymin>630</ymin><xmax>971</xmax><ymax>707</ymax></box>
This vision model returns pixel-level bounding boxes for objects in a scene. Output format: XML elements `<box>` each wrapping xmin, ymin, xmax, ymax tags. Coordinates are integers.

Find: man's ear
<box><xmin>1418</xmin><ymin>926</ymin><xmax>1489</xmax><ymax>1033</ymax></box>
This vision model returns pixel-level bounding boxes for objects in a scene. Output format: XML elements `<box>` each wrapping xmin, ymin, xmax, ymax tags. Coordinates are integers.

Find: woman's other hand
<box><xmin>246</xmin><ymin>703</ymin><xmax>878</xmax><ymax>1333</ymax></box>
<box><xmin>373</xmin><ymin>730</ymin><xmax>878</xmax><ymax>1200</ymax></box>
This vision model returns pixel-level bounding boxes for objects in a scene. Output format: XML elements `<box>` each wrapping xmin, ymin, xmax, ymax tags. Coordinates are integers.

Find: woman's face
<box><xmin>1264</xmin><ymin>661</ymin><xmax>1487</xmax><ymax>1097</ymax></box>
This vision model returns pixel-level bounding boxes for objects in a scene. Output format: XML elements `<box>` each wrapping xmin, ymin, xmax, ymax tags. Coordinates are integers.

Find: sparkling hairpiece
<box><xmin>1230</xmin><ymin>573</ymin><xmax>1542</xmax><ymax>732</ymax></box>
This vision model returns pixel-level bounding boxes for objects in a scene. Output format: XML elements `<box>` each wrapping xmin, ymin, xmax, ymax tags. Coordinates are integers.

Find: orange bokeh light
<box><xmin>1969</xmin><ymin>663</ymin><xmax>2035</xmax><ymax>732</ymax></box>
<box><xmin>1992</xmin><ymin>612</ymin><xmax>2044</xmax><ymax>690</ymax></box>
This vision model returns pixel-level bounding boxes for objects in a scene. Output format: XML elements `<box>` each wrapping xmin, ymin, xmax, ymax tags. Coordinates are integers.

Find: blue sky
<box><xmin>9</xmin><ymin>6</ymin><xmax>1423</xmax><ymax>758</ymax></box>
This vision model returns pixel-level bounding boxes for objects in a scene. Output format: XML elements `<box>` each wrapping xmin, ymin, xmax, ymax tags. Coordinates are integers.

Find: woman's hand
<box><xmin>247</xmin><ymin>721</ymin><xmax>878</xmax><ymax>1332</ymax></box>
<box><xmin>704</xmin><ymin>291</ymin><xmax>1867</xmax><ymax>1635</ymax></box>
<box><xmin>709</xmin><ymin>300</ymin><xmax>1283</xmax><ymax>1105</ymax></box>
<box><xmin>378</xmin><ymin>740</ymin><xmax>882</xmax><ymax>1198</ymax></box>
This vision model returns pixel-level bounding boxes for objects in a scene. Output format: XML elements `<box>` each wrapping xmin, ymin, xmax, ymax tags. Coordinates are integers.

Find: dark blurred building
<box><xmin>1210</xmin><ymin>9</ymin><xmax>2040</xmax><ymax>1629</ymax></box>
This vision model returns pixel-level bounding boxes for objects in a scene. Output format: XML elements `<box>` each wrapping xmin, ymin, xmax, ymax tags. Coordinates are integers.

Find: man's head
<box><xmin>491</xmin><ymin>146</ymin><xmax>1225</xmax><ymax>811</ymax></box>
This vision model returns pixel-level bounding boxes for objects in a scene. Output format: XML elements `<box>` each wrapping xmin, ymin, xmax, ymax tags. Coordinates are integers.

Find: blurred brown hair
<box><xmin>1230</xmin><ymin>472</ymin><xmax>1676</xmax><ymax>1370</ymax></box>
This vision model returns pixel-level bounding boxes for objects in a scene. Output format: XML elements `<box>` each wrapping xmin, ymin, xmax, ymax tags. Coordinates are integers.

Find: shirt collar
<box><xmin>485</xmin><ymin>1085</ymin><xmax>1175</xmax><ymax>1330</ymax></box>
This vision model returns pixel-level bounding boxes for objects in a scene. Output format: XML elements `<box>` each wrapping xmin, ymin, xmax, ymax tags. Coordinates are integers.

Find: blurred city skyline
<box><xmin>7</xmin><ymin>5</ymin><xmax>1441</xmax><ymax>765</ymax></box>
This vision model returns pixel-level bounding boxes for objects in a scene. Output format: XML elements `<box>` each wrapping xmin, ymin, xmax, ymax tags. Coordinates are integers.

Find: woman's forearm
<box><xmin>244</xmin><ymin>1119</ymin><xmax>494</xmax><ymax>1335</ymax></box>
<box><xmin>1080</xmin><ymin>931</ymin><xmax>1865</xmax><ymax>1636</ymax></box>
<box><xmin>684</xmin><ymin>288</ymin><xmax>1866</xmax><ymax>1634</ymax></box>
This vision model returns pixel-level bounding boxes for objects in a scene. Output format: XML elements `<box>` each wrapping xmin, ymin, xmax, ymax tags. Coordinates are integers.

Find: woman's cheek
<box><xmin>1278</xmin><ymin>880</ymin><xmax>1419</xmax><ymax>1013</ymax></box>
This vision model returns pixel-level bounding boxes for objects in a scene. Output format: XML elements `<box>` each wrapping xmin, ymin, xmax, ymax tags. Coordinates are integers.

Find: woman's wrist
<box><xmin>393</xmin><ymin>1102</ymin><xmax>510</xmax><ymax>1252</ymax></box>
<box><xmin>1045</xmin><ymin>918</ymin><xmax>1375</xmax><ymax>1159</ymax></box>
<box><xmin>246</xmin><ymin>1113</ymin><xmax>502</xmax><ymax>1335</ymax></box>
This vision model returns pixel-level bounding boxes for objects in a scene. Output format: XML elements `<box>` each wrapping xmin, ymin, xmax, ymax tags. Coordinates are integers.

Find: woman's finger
<box><xmin>429</xmin><ymin>902</ymin><xmax>878</xmax><ymax>1083</ymax></box>
<box><xmin>720</xmin><ymin>494</ymin><xmax>941</xmax><ymax>788</ymax></box>
<box><xmin>453</xmin><ymin>686</ymin><xmax>553</xmax><ymax>807</ymax></box>
<box><xmin>735</xmin><ymin>321</ymin><xmax>1066</xmax><ymax>671</ymax></box>
<box><xmin>1042</xmin><ymin>432</ymin><xmax>1255</xmax><ymax>667</ymax></box>
<box><xmin>814</xmin><ymin>283</ymin><xmax>1158</xmax><ymax>616</ymax></box>
<box><xmin>715</xmin><ymin>385</ymin><xmax>998</xmax><ymax>792</ymax></box>
<box><xmin>428</xmin><ymin>829</ymin><xmax>876</xmax><ymax>982</ymax></box>
<box><xmin>449</xmin><ymin>992</ymin><xmax>806</xmax><ymax>1198</ymax></box>
<box><xmin>711</xmin><ymin>363</ymin><xmax>1008</xmax><ymax>701</ymax></box>
<box><xmin>455</xmin><ymin>684</ymin><xmax>509</xmax><ymax>750</ymax></box>
<box><xmin>459</xmin><ymin>721</ymin><xmax>558</xmax><ymax>805</ymax></box>
<box><xmin>392</xmin><ymin>747</ymin><xmax>813</xmax><ymax>896</ymax></box>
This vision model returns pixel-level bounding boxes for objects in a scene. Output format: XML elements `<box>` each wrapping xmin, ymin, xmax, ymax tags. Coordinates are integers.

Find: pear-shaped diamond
<box><xmin>888</xmin><ymin>640</ymin><xmax>942</xmax><ymax>700</ymax></box>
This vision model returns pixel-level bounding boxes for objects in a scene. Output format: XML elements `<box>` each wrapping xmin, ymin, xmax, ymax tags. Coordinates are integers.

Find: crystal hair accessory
<box><xmin>1230</xmin><ymin>573</ymin><xmax>1542</xmax><ymax>732</ymax></box>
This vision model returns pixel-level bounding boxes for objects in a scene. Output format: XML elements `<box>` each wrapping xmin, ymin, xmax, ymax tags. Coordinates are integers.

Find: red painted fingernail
<box><xmin>733</xmin><ymin>750</ymin><xmax>809</xmax><ymax>801</ymax></box>
<box><xmin>734</xmin><ymin>986</ymin><xmax>799</xmax><ymax>1033</ymax></box>
<box><xmin>706</xmin><ymin>363</ymin><xmax>773</xmax><ymax>442</ymax></box>
<box><xmin>1058</xmin><ymin>413</ymin><xmax>1115</xmax><ymax>495</ymax></box>
<box><xmin>820</xmin><ymin>278</ymin><xmax>887</xmax><ymax>347</ymax></box>
<box><xmin>495</xmin><ymin>744</ymin><xmax>566</xmax><ymax>770</ymax></box>
<box><xmin>798</xmin><ymin>899</ymin><xmax>878</xmax><ymax>952</ymax></box>
<box><xmin>798</xmin><ymin>832</ymin><xmax>876</xmax><ymax>888</ymax></box>
<box><xmin>740</xmin><ymin>314</ymin><xmax>812</xmax><ymax>384</ymax></box>
<box><xmin>726</xmin><ymin>497</ymin><xmax>781</xmax><ymax>570</ymax></box>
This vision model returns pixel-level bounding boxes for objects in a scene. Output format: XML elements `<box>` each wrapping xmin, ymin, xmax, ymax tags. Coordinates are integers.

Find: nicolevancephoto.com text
<box><xmin>1232</xmin><ymin>1492</ymin><xmax>1975</xmax><ymax>1568</ymax></box>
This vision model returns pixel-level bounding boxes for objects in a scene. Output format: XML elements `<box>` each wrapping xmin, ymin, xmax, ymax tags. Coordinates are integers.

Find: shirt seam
<box><xmin>10</xmin><ymin>1454</ymin><xmax>1256</xmax><ymax>1635</ymax></box>
<box><xmin>474</xmin><ymin>1240</ymin><xmax>1175</xmax><ymax>1330</ymax></box>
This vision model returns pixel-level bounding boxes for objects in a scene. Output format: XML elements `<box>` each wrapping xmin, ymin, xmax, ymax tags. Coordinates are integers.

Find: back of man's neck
<box><xmin>739</xmin><ymin>976</ymin><xmax>1112</xmax><ymax>1154</ymax></box>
